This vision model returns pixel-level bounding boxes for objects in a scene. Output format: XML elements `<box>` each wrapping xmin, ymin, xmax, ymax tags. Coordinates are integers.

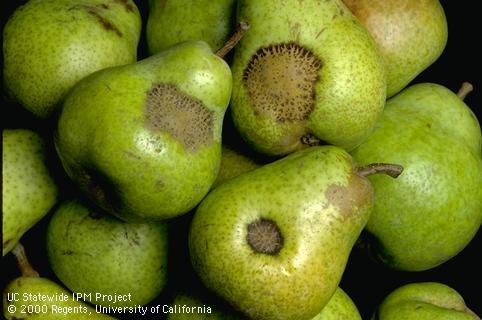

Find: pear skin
<box><xmin>3</xmin><ymin>0</ymin><xmax>141</xmax><ymax>118</ymax></box>
<box><xmin>374</xmin><ymin>282</ymin><xmax>480</xmax><ymax>320</ymax></box>
<box><xmin>230</xmin><ymin>0</ymin><xmax>386</xmax><ymax>155</ymax></box>
<box><xmin>189</xmin><ymin>146</ymin><xmax>399</xmax><ymax>320</ymax></box>
<box><xmin>343</xmin><ymin>0</ymin><xmax>448</xmax><ymax>97</ymax></box>
<box><xmin>312</xmin><ymin>287</ymin><xmax>361</xmax><ymax>320</ymax></box>
<box><xmin>212</xmin><ymin>145</ymin><xmax>267</xmax><ymax>188</ymax></box>
<box><xmin>3</xmin><ymin>129</ymin><xmax>58</xmax><ymax>256</ymax></box>
<box><xmin>147</xmin><ymin>0</ymin><xmax>236</xmax><ymax>54</ymax></box>
<box><xmin>55</xmin><ymin>41</ymin><xmax>232</xmax><ymax>221</ymax></box>
<box><xmin>351</xmin><ymin>83</ymin><xmax>482</xmax><ymax>271</ymax></box>
<box><xmin>46</xmin><ymin>200</ymin><xmax>168</xmax><ymax>307</ymax></box>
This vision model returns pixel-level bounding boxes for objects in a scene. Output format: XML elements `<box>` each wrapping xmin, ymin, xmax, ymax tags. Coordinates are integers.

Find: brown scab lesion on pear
<box><xmin>230</xmin><ymin>0</ymin><xmax>387</xmax><ymax>156</ymax></box>
<box><xmin>54</xmin><ymin>24</ymin><xmax>249</xmax><ymax>221</ymax></box>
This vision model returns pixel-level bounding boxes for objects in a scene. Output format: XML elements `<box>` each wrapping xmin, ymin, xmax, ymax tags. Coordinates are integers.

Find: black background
<box><xmin>1</xmin><ymin>1</ymin><xmax>481</xmax><ymax>319</ymax></box>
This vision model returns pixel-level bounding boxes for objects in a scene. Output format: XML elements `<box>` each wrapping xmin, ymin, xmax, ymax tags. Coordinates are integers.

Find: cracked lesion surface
<box><xmin>145</xmin><ymin>83</ymin><xmax>214</xmax><ymax>152</ymax></box>
<box><xmin>243</xmin><ymin>43</ymin><xmax>322</xmax><ymax>122</ymax></box>
<box><xmin>247</xmin><ymin>218</ymin><xmax>284</xmax><ymax>255</ymax></box>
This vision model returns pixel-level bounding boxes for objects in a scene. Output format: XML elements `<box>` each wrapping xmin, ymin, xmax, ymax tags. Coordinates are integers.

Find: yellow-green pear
<box><xmin>46</xmin><ymin>200</ymin><xmax>168</xmax><ymax>307</ymax></box>
<box><xmin>3</xmin><ymin>129</ymin><xmax>58</xmax><ymax>256</ymax></box>
<box><xmin>212</xmin><ymin>144</ymin><xmax>267</xmax><ymax>188</ymax></box>
<box><xmin>190</xmin><ymin>146</ymin><xmax>402</xmax><ymax>320</ymax></box>
<box><xmin>373</xmin><ymin>282</ymin><xmax>480</xmax><ymax>320</ymax></box>
<box><xmin>55</xmin><ymin>38</ymin><xmax>235</xmax><ymax>221</ymax></box>
<box><xmin>342</xmin><ymin>0</ymin><xmax>448</xmax><ymax>97</ymax></box>
<box><xmin>351</xmin><ymin>83</ymin><xmax>482</xmax><ymax>271</ymax></box>
<box><xmin>312</xmin><ymin>287</ymin><xmax>361</xmax><ymax>320</ymax></box>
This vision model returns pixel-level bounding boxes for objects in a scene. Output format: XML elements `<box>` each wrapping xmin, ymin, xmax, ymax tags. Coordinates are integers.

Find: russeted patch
<box><xmin>145</xmin><ymin>83</ymin><xmax>213</xmax><ymax>152</ymax></box>
<box><xmin>242</xmin><ymin>43</ymin><xmax>321</xmax><ymax>122</ymax></box>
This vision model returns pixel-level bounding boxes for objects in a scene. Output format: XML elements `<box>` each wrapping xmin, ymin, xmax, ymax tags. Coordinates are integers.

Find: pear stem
<box><xmin>457</xmin><ymin>82</ymin><xmax>473</xmax><ymax>100</ymax></box>
<box><xmin>11</xmin><ymin>243</ymin><xmax>39</xmax><ymax>278</ymax></box>
<box><xmin>357</xmin><ymin>163</ymin><xmax>404</xmax><ymax>178</ymax></box>
<box><xmin>216</xmin><ymin>21</ymin><xmax>250</xmax><ymax>58</ymax></box>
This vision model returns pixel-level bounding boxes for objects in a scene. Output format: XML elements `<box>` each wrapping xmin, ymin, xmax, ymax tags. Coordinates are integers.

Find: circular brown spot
<box><xmin>145</xmin><ymin>84</ymin><xmax>213</xmax><ymax>152</ymax></box>
<box><xmin>247</xmin><ymin>218</ymin><xmax>283</xmax><ymax>255</ymax></box>
<box><xmin>243</xmin><ymin>43</ymin><xmax>321</xmax><ymax>122</ymax></box>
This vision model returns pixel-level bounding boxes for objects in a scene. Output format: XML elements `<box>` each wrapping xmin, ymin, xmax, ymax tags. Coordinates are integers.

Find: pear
<box><xmin>373</xmin><ymin>282</ymin><xmax>480</xmax><ymax>320</ymax></box>
<box><xmin>312</xmin><ymin>287</ymin><xmax>361</xmax><ymax>320</ymax></box>
<box><xmin>3</xmin><ymin>0</ymin><xmax>141</xmax><ymax>118</ymax></box>
<box><xmin>230</xmin><ymin>0</ymin><xmax>386</xmax><ymax>156</ymax></box>
<box><xmin>147</xmin><ymin>0</ymin><xmax>236</xmax><ymax>54</ymax></box>
<box><xmin>189</xmin><ymin>146</ymin><xmax>402</xmax><ymax>320</ymax></box>
<box><xmin>351</xmin><ymin>83</ymin><xmax>482</xmax><ymax>271</ymax></box>
<box><xmin>212</xmin><ymin>144</ymin><xmax>266</xmax><ymax>188</ymax></box>
<box><xmin>46</xmin><ymin>200</ymin><xmax>168</xmax><ymax>307</ymax></box>
<box><xmin>55</xmin><ymin>38</ymin><xmax>235</xmax><ymax>221</ymax></box>
<box><xmin>3</xmin><ymin>129</ymin><xmax>58</xmax><ymax>256</ymax></box>
<box><xmin>342</xmin><ymin>0</ymin><xmax>448</xmax><ymax>97</ymax></box>
<box><xmin>3</xmin><ymin>244</ymin><xmax>115</xmax><ymax>319</ymax></box>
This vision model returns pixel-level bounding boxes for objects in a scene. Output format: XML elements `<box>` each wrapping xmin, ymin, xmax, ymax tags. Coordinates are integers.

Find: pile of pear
<box><xmin>2</xmin><ymin>0</ymin><xmax>481</xmax><ymax>319</ymax></box>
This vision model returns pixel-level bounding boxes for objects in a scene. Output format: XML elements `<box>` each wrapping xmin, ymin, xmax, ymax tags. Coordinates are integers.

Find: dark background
<box><xmin>1</xmin><ymin>1</ymin><xmax>481</xmax><ymax>319</ymax></box>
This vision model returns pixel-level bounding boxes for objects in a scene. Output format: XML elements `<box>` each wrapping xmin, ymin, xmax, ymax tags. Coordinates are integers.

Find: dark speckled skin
<box><xmin>189</xmin><ymin>146</ymin><xmax>374</xmax><ymax>320</ymax></box>
<box><xmin>55</xmin><ymin>41</ymin><xmax>232</xmax><ymax>221</ymax></box>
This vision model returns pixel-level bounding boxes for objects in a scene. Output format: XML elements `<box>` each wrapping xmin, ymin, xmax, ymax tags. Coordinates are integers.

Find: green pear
<box><xmin>342</xmin><ymin>0</ymin><xmax>447</xmax><ymax>97</ymax></box>
<box><xmin>312</xmin><ymin>287</ymin><xmax>361</xmax><ymax>320</ymax></box>
<box><xmin>230</xmin><ymin>0</ymin><xmax>386</xmax><ymax>156</ymax></box>
<box><xmin>46</xmin><ymin>200</ymin><xmax>168</xmax><ymax>307</ymax></box>
<box><xmin>212</xmin><ymin>144</ymin><xmax>266</xmax><ymax>188</ymax></box>
<box><xmin>351</xmin><ymin>83</ymin><xmax>482</xmax><ymax>271</ymax></box>
<box><xmin>147</xmin><ymin>0</ymin><xmax>236</xmax><ymax>54</ymax></box>
<box><xmin>55</xmin><ymin>40</ymin><xmax>233</xmax><ymax>221</ymax></box>
<box><xmin>3</xmin><ymin>0</ymin><xmax>141</xmax><ymax>118</ymax></box>
<box><xmin>190</xmin><ymin>146</ymin><xmax>402</xmax><ymax>320</ymax></box>
<box><xmin>373</xmin><ymin>282</ymin><xmax>480</xmax><ymax>320</ymax></box>
<box><xmin>4</xmin><ymin>244</ymin><xmax>115</xmax><ymax>319</ymax></box>
<box><xmin>3</xmin><ymin>129</ymin><xmax>58</xmax><ymax>256</ymax></box>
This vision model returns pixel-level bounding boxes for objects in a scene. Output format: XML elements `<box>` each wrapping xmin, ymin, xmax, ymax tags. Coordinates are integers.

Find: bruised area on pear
<box><xmin>145</xmin><ymin>83</ymin><xmax>214</xmax><ymax>152</ymax></box>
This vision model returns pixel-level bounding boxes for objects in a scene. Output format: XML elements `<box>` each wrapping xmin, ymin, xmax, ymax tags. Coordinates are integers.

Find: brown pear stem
<box><xmin>11</xmin><ymin>243</ymin><xmax>39</xmax><ymax>277</ymax></box>
<box><xmin>357</xmin><ymin>163</ymin><xmax>404</xmax><ymax>178</ymax></box>
<box><xmin>216</xmin><ymin>21</ymin><xmax>250</xmax><ymax>58</ymax></box>
<box><xmin>457</xmin><ymin>82</ymin><xmax>473</xmax><ymax>100</ymax></box>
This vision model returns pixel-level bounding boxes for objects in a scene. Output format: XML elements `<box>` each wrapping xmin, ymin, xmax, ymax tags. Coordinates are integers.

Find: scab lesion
<box><xmin>242</xmin><ymin>43</ymin><xmax>322</xmax><ymax>123</ymax></box>
<box><xmin>144</xmin><ymin>83</ymin><xmax>214</xmax><ymax>152</ymax></box>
